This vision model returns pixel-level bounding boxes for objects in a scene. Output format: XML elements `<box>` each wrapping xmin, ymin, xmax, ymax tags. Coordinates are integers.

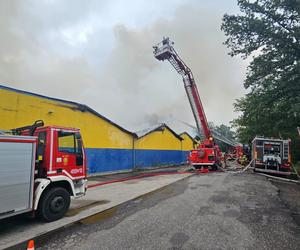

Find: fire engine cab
<box><xmin>0</xmin><ymin>120</ymin><xmax>87</xmax><ymax>222</ymax></box>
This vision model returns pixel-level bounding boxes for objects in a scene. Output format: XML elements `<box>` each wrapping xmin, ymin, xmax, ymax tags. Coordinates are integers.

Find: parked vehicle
<box><xmin>251</xmin><ymin>136</ymin><xmax>291</xmax><ymax>175</ymax></box>
<box><xmin>0</xmin><ymin>120</ymin><xmax>87</xmax><ymax>222</ymax></box>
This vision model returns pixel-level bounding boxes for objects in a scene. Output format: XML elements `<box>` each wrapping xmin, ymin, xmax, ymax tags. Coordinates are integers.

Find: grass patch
<box><xmin>294</xmin><ymin>162</ymin><xmax>300</xmax><ymax>174</ymax></box>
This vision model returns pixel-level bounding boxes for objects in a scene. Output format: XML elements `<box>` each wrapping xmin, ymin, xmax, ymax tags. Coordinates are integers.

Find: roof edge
<box><xmin>0</xmin><ymin>84</ymin><xmax>136</xmax><ymax>137</ymax></box>
<box><xmin>137</xmin><ymin>123</ymin><xmax>183</xmax><ymax>141</ymax></box>
<box><xmin>180</xmin><ymin>132</ymin><xmax>198</xmax><ymax>143</ymax></box>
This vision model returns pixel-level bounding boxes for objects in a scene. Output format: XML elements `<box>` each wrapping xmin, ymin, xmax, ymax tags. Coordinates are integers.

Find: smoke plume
<box><xmin>0</xmin><ymin>0</ymin><xmax>248</xmax><ymax>132</ymax></box>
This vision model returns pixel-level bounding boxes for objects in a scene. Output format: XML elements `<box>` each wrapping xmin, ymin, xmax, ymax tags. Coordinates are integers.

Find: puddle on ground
<box><xmin>170</xmin><ymin>232</ymin><xmax>190</xmax><ymax>248</ymax></box>
<box><xmin>198</xmin><ymin>206</ymin><xmax>217</xmax><ymax>216</ymax></box>
<box><xmin>66</xmin><ymin>200</ymin><xmax>110</xmax><ymax>217</ymax></box>
<box><xmin>160</xmin><ymin>186</ymin><xmax>174</xmax><ymax>195</ymax></box>
<box><xmin>197</xmin><ymin>184</ymin><xmax>212</xmax><ymax>188</ymax></box>
<box><xmin>79</xmin><ymin>207</ymin><xmax>117</xmax><ymax>225</ymax></box>
<box><xmin>223</xmin><ymin>209</ymin><xmax>240</xmax><ymax>218</ymax></box>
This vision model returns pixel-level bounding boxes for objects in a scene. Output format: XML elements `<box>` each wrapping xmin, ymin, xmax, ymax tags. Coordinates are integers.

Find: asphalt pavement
<box><xmin>1</xmin><ymin>172</ymin><xmax>191</xmax><ymax>250</ymax></box>
<box><xmin>36</xmin><ymin>172</ymin><xmax>300</xmax><ymax>250</ymax></box>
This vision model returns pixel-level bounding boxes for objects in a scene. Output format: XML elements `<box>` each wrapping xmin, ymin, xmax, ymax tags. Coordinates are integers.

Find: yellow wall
<box><xmin>180</xmin><ymin>133</ymin><xmax>196</xmax><ymax>150</ymax></box>
<box><xmin>135</xmin><ymin>127</ymin><xmax>182</xmax><ymax>150</ymax></box>
<box><xmin>0</xmin><ymin>88</ymin><xmax>133</xmax><ymax>149</ymax></box>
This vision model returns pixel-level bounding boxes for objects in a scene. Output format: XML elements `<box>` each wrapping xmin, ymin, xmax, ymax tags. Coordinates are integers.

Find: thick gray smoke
<box><xmin>0</xmin><ymin>0</ymin><xmax>248</xmax><ymax>132</ymax></box>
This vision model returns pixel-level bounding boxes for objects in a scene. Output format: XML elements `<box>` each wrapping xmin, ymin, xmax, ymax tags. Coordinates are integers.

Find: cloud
<box><xmin>84</xmin><ymin>2</ymin><xmax>248</xmax><ymax>130</ymax></box>
<box><xmin>0</xmin><ymin>0</ymin><xmax>248</xmax><ymax>132</ymax></box>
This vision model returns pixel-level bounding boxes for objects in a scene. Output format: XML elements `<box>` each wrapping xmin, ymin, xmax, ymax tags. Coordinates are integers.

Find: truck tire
<box><xmin>38</xmin><ymin>187</ymin><xmax>70</xmax><ymax>222</ymax></box>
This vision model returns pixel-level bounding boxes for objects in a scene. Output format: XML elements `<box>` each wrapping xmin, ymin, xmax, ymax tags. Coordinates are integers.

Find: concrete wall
<box><xmin>0</xmin><ymin>85</ymin><xmax>196</xmax><ymax>174</ymax></box>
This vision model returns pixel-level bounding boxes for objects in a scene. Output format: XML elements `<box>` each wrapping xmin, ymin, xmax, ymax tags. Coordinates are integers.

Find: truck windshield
<box><xmin>58</xmin><ymin>131</ymin><xmax>76</xmax><ymax>154</ymax></box>
<box><xmin>264</xmin><ymin>144</ymin><xmax>280</xmax><ymax>155</ymax></box>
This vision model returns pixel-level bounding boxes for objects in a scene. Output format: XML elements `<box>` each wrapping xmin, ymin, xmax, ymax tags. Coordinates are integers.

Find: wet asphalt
<box><xmin>36</xmin><ymin>172</ymin><xmax>300</xmax><ymax>250</ymax></box>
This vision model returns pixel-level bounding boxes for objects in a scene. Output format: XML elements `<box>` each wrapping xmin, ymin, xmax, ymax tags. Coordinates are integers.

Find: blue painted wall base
<box><xmin>85</xmin><ymin>148</ymin><xmax>133</xmax><ymax>174</ymax></box>
<box><xmin>135</xmin><ymin>149</ymin><xmax>188</xmax><ymax>168</ymax></box>
<box><xmin>85</xmin><ymin>148</ymin><xmax>191</xmax><ymax>174</ymax></box>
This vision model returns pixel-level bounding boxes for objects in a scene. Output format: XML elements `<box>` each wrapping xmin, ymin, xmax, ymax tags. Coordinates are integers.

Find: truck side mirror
<box><xmin>75</xmin><ymin>133</ymin><xmax>83</xmax><ymax>166</ymax></box>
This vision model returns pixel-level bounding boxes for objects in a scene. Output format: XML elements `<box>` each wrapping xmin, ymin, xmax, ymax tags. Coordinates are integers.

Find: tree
<box><xmin>221</xmin><ymin>0</ymin><xmax>300</xmax><ymax>162</ymax></box>
<box><xmin>215</xmin><ymin>124</ymin><xmax>236</xmax><ymax>141</ymax></box>
<box><xmin>209</xmin><ymin>122</ymin><xmax>237</xmax><ymax>151</ymax></box>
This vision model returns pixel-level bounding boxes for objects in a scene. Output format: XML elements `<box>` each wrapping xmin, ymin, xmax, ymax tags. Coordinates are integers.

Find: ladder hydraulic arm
<box><xmin>153</xmin><ymin>37</ymin><xmax>212</xmax><ymax>141</ymax></box>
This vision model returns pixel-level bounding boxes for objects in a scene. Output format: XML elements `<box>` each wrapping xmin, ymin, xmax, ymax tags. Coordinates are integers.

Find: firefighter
<box><xmin>239</xmin><ymin>154</ymin><xmax>248</xmax><ymax>166</ymax></box>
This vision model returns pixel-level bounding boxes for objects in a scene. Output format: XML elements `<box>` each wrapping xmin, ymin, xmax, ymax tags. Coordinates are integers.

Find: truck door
<box><xmin>55</xmin><ymin>130</ymin><xmax>85</xmax><ymax>178</ymax></box>
<box><xmin>35</xmin><ymin>130</ymin><xmax>48</xmax><ymax>177</ymax></box>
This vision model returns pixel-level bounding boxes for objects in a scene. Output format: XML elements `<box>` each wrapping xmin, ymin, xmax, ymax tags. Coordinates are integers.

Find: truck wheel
<box><xmin>38</xmin><ymin>187</ymin><xmax>70</xmax><ymax>222</ymax></box>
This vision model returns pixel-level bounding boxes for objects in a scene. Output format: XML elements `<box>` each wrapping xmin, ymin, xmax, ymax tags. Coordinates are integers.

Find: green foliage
<box><xmin>214</xmin><ymin>123</ymin><xmax>236</xmax><ymax>141</ymax></box>
<box><xmin>295</xmin><ymin>161</ymin><xmax>300</xmax><ymax>174</ymax></box>
<box><xmin>209</xmin><ymin>122</ymin><xmax>237</xmax><ymax>151</ymax></box>
<box><xmin>222</xmin><ymin>0</ymin><xmax>300</xmax><ymax>161</ymax></box>
<box><xmin>216</xmin><ymin>124</ymin><xmax>237</xmax><ymax>151</ymax></box>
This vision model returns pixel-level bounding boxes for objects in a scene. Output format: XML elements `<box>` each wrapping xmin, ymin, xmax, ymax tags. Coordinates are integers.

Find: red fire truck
<box><xmin>153</xmin><ymin>38</ymin><xmax>221</xmax><ymax>170</ymax></box>
<box><xmin>0</xmin><ymin>120</ymin><xmax>87</xmax><ymax>222</ymax></box>
<box><xmin>251</xmin><ymin>136</ymin><xmax>292</xmax><ymax>175</ymax></box>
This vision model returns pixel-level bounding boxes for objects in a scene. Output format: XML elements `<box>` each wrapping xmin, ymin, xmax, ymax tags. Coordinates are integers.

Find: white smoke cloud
<box><xmin>0</xmin><ymin>0</ymin><xmax>248</xmax><ymax>132</ymax></box>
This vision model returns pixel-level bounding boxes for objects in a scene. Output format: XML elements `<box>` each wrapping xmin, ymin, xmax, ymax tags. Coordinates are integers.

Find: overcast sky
<box><xmin>0</xmin><ymin>0</ymin><xmax>248</xmax><ymax>131</ymax></box>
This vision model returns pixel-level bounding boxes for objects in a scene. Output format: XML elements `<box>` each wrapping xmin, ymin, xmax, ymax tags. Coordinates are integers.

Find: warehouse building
<box><xmin>135</xmin><ymin>124</ymin><xmax>184</xmax><ymax>168</ymax></box>
<box><xmin>0</xmin><ymin>85</ymin><xmax>135</xmax><ymax>174</ymax></box>
<box><xmin>180</xmin><ymin>132</ymin><xmax>198</xmax><ymax>161</ymax></box>
<box><xmin>0</xmin><ymin>85</ymin><xmax>196</xmax><ymax>174</ymax></box>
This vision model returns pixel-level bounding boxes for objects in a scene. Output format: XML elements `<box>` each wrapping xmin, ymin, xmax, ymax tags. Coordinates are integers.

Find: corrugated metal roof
<box><xmin>0</xmin><ymin>84</ymin><xmax>136</xmax><ymax>137</ymax></box>
<box><xmin>179</xmin><ymin>132</ymin><xmax>198</xmax><ymax>143</ymax></box>
<box><xmin>135</xmin><ymin>123</ymin><xmax>183</xmax><ymax>140</ymax></box>
<box><xmin>157</xmin><ymin>119</ymin><xmax>201</xmax><ymax>139</ymax></box>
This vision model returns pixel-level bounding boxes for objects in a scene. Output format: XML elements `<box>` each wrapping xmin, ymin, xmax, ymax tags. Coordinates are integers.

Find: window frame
<box><xmin>58</xmin><ymin>131</ymin><xmax>76</xmax><ymax>154</ymax></box>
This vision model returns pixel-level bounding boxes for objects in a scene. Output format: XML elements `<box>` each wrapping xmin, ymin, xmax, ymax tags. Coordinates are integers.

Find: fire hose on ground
<box><xmin>87</xmin><ymin>169</ymin><xmax>215</xmax><ymax>189</ymax></box>
<box><xmin>87</xmin><ymin>160</ymin><xmax>299</xmax><ymax>189</ymax></box>
<box><xmin>223</xmin><ymin>159</ymin><xmax>300</xmax><ymax>184</ymax></box>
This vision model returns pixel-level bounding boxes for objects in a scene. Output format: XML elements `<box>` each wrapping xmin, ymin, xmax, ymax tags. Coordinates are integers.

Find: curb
<box><xmin>2</xmin><ymin>173</ymin><xmax>193</xmax><ymax>250</ymax></box>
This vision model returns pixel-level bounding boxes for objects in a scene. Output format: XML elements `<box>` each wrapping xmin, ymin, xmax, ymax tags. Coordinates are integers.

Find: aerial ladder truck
<box><xmin>153</xmin><ymin>37</ymin><xmax>221</xmax><ymax>170</ymax></box>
